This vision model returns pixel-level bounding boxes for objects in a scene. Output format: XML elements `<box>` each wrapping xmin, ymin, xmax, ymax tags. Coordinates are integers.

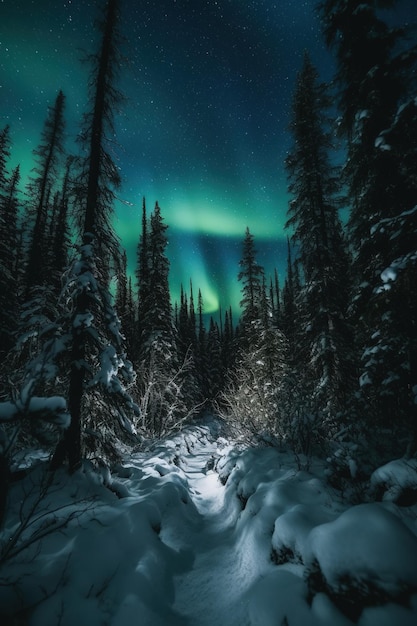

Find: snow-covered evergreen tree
<box><xmin>319</xmin><ymin>0</ymin><xmax>417</xmax><ymax>449</ymax></box>
<box><xmin>136</xmin><ymin>202</ymin><xmax>189</xmax><ymax>434</ymax></box>
<box><xmin>49</xmin><ymin>0</ymin><xmax>139</xmax><ymax>470</ymax></box>
<box><xmin>285</xmin><ymin>52</ymin><xmax>353</xmax><ymax>417</ymax></box>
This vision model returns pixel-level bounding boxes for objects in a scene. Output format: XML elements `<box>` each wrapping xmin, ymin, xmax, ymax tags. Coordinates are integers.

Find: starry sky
<box><xmin>0</xmin><ymin>0</ymin><xmax>414</xmax><ymax>316</ymax></box>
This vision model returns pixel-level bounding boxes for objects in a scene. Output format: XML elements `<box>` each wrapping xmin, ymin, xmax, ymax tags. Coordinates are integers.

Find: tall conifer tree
<box><xmin>285</xmin><ymin>52</ymin><xmax>352</xmax><ymax>414</ymax></box>
<box><xmin>51</xmin><ymin>0</ymin><xmax>138</xmax><ymax>470</ymax></box>
<box><xmin>25</xmin><ymin>90</ymin><xmax>66</xmax><ymax>296</ymax></box>
<box><xmin>319</xmin><ymin>0</ymin><xmax>417</xmax><ymax>447</ymax></box>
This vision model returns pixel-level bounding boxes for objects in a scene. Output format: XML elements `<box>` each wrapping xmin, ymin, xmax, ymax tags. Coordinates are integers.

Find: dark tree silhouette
<box><xmin>319</xmin><ymin>0</ymin><xmax>417</xmax><ymax>449</ymax></box>
<box><xmin>237</xmin><ymin>227</ymin><xmax>264</xmax><ymax>344</ymax></box>
<box><xmin>25</xmin><ymin>90</ymin><xmax>66</xmax><ymax>297</ymax></box>
<box><xmin>0</xmin><ymin>128</ymin><xmax>20</xmax><ymax>356</ymax></box>
<box><xmin>285</xmin><ymin>52</ymin><xmax>353</xmax><ymax>414</ymax></box>
<box><xmin>51</xmin><ymin>0</ymin><xmax>138</xmax><ymax>471</ymax></box>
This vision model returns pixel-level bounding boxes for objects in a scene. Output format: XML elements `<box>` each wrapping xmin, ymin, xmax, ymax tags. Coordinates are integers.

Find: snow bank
<box><xmin>272</xmin><ymin>504</ymin><xmax>337</xmax><ymax>564</ymax></box>
<box><xmin>0</xmin><ymin>435</ymin><xmax>198</xmax><ymax>625</ymax></box>
<box><xmin>370</xmin><ymin>458</ymin><xmax>417</xmax><ymax>503</ymax></box>
<box><xmin>308</xmin><ymin>503</ymin><xmax>417</xmax><ymax>599</ymax></box>
<box><xmin>220</xmin><ymin>443</ymin><xmax>417</xmax><ymax>623</ymax></box>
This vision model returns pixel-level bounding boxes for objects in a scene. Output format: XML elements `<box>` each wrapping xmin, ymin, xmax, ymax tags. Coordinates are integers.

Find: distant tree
<box><xmin>125</xmin><ymin>276</ymin><xmax>137</xmax><ymax>354</ymax></box>
<box><xmin>50</xmin><ymin>157</ymin><xmax>73</xmax><ymax>297</ymax></box>
<box><xmin>115</xmin><ymin>249</ymin><xmax>136</xmax><ymax>355</ymax></box>
<box><xmin>177</xmin><ymin>284</ymin><xmax>189</xmax><ymax>353</ymax></box>
<box><xmin>220</xmin><ymin>229</ymin><xmax>287</xmax><ymax>439</ymax></box>
<box><xmin>0</xmin><ymin>126</ymin><xmax>11</xmax><ymax>190</ymax></box>
<box><xmin>237</xmin><ymin>227</ymin><xmax>264</xmax><ymax>346</ymax></box>
<box><xmin>25</xmin><ymin>90</ymin><xmax>66</xmax><ymax>296</ymax></box>
<box><xmin>0</xmin><ymin>153</ymin><xmax>20</xmax><ymax>356</ymax></box>
<box><xmin>221</xmin><ymin>306</ymin><xmax>235</xmax><ymax>375</ymax></box>
<box><xmin>205</xmin><ymin>317</ymin><xmax>223</xmax><ymax>402</ymax></box>
<box><xmin>136</xmin><ymin>201</ymin><xmax>191</xmax><ymax>434</ymax></box>
<box><xmin>281</xmin><ymin>239</ymin><xmax>299</xmax><ymax>359</ymax></box>
<box><xmin>135</xmin><ymin>196</ymin><xmax>149</xmax><ymax>358</ymax></box>
<box><xmin>140</xmin><ymin>202</ymin><xmax>175</xmax><ymax>346</ymax></box>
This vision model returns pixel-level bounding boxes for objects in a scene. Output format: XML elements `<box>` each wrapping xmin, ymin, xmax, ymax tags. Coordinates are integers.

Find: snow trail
<box><xmin>161</xmin><ymin>427</ymin><xmax>270</xmax><ymax>626</ymax></box>
<box><xmin>3</xmin><ymin>421</ymin><xmax>417</xmax><ymax>625</ymax></box>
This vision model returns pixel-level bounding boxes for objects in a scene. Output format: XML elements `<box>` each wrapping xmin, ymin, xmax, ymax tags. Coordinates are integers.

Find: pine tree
<box><xmin>0</xmin><ymin>158</ymin><xmax>20</xmax><ymax>356</ymax></box>
<box><xmin>285</xmin><ymin>53</ymin><xmax>353</xmax><ymax>415</ymax></box>
<box><xmin>221</xmin><ymin>306</ymin><xmax>235</xmax><ymax>375</ymax></box>
<box><xmin>355</xmin><ymin>92</ymin><xmax>417</xmax><ymax>448</ymax></box>
<box><xmin>237</xmin><ymin>227</ymin><xmax>264</xmax><ymax>346</ymax></box>
<box><xmin>0</xmin><ymin>126</ymin><xmax>11</xmax><ymax>191</ymax></box>
<box><xmin>141</xmin><ymin>202</ymin><xmax>174</xmax><ymax>343</ymax></box>
<box><xmin>136</xmin><ymin>201</ymin><xmax>188</xmax><ymax>434</ymax></box>
<box><xmin>50</xmin><ymin>157</ymin><xmax>73</xmax><ymax>297</ymax></box>
<box><xmin>25</xmin><ymin>90</ymin><xmax>66</xmax><ymax>296</ymax></box>
<box><xmin>319</xmin><ymin>0</ymin><xmax>417</xmax><ymax>449</ymax></box>
<box><xmin>206</xmin><ymin>317</ymin><xmax>223</xmax><ymax>402</ymax></box>
<box><xmin>220</xmin><ymin>228</ymin><xmax>287</xmax><ymax>437</ymax></box>
<box><xmin>135</xmin><ymin>196</ymin><xmax>149</xmax><ymax>359</ymax></box>
<box><xmin>51</xmin><ymin>0</ymin><xmax>138</xmax><ymax>470</ymax></box>
<box><xmin>317</xmin><ymin>1</ymin><xmax>412</xmax><ymax>296</ymax></box>
<box><xmin>269</xmin><ymin>268</ymin><xmax>281</xmax><ymax>329</ymax></box>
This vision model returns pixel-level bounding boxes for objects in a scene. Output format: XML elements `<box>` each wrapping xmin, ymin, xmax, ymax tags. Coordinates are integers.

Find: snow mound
<box><xmin>370</xmin><ymin>458</ymin><xmax>417</xmax><ymax>504</ymax></box>
<box><xmin>272</xmin><ymin>504</ymin><xmax>337</xmax><ymax>564</ymax></box>
<box><xmin>307</xmin><ymin>503</ymin><xmax>417</xmax><ymax>614</ymax></box>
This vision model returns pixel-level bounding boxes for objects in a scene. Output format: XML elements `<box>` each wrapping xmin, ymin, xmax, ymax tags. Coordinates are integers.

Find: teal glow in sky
<box><xmin>2</xmin><ymin>0</ymin><xmax>412</xmax><ymax>315</ymax></box>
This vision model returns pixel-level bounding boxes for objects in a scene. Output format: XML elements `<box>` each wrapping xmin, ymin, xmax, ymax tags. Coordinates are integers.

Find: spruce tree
<box><xmin>206</xmin><ymin>318</ymin><xmax>223</xmax><ymax>402</ymax></box>
<box><xmin>285</xmin><ymin>53</ymin><xmax>353</xmax><ymax>416</ymax></box>
<box><xmin>137</xmin><ymin>202</ymin><xmax>187</xmax><ymax>434</ymax></box>
<box><xmin>0</xmin><ymin>154</ymin><xmax>20</xmax><ymax>356</ymax></box>
<box><xmin>319</xmin><ymin>0</ymin><xmax>417</xmax><ymax>449</ymax></box>
<box><xmin>25</xmin><ymin>90</ymin><xmax>66</xmax><ymax>297</ymax></box>
<box><xmin>50</xmin><ymin>157</ymin><xmax>73</xmax><ymax>297</ymax></box>
<box><xmin>135</xmin><ymin>196</ymin><xmax>149</xmax><ymax>360</ymax></box>
<box><xmin>237</xmin><ymin>227</ymin><xmax>264</xmax><ymax>345</ymax></box>
<box><xmin>141</xmin><ymin>202</ymin><xmax>174</xmax><ymax>343</ymax></box>
<box><xmin>51</xmin><ymin>0</ymin><xmax>138</xmax><ymax>470</ymax></box>
<box><xmin>0</xmin><ymin>126</ymin><xmax>11</xmax><ymax>191</ymax></box>
<box><xmin>221</xmin><ymin>229</ymin><xmax>287</xmax><ymax>437</ymax></box>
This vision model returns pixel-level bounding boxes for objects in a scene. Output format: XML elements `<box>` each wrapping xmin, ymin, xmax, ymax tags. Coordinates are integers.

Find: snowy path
<box><xmin>160</xmin><ymin>430</ymin><xmax>271</xmax><ymax>626</ymax></box>
<box><xmin>3</xmin><ymin>422</ymin><xmax>417</xmax><ymax>626</ymax></box>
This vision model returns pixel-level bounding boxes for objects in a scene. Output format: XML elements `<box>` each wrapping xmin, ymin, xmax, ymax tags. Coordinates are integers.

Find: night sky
<box><xmin>0</xmin><ymin>0</ymin><xmax>414</xmax><ymax>315</ymax></box>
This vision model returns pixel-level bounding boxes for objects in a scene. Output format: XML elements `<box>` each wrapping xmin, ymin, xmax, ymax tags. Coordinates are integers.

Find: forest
<box><xmin>0</xmin><ymin>0</ymin><xmax>417</xmax><ymax>624</ymax></box>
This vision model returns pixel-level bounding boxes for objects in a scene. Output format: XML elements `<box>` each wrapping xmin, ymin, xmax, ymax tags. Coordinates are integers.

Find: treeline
<box><xmin>0</xmin><ymin>0</ymin><xmax>416</xmax><ymax>483</ymax></box>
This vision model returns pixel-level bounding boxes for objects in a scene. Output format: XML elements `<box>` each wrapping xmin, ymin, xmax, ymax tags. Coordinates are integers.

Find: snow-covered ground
<box><xmin>1</xmin><ymin>417</ymin><xmax>417</xmax><ymax>625</ymax></box>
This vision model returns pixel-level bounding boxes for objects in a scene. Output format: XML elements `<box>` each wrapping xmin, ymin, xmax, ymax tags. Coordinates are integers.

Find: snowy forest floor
<box><xmin>1</xmin><ymin>416</ymin><xmax>417</xmax><ymax>626</ymax></box>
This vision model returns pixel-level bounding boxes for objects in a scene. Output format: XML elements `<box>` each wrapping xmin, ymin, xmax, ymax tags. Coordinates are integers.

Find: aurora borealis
<box><xmin>1</xmin><ymin>0</ymin><xmax>414</xmax><ymax>315</ymax></box>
